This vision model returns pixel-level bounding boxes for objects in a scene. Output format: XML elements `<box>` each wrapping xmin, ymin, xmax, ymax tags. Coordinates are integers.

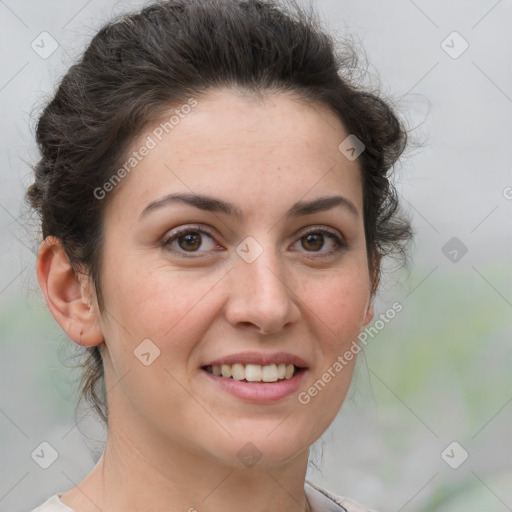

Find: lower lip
<box><xmin>200</xmin><ymin>368</ymin><xmax>307</xmax><ymax>403</ymax></box>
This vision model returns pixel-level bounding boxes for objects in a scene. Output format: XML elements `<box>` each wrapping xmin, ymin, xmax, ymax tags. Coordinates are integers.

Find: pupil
<box><xmin>303</xmin><ymin>233</ymin><xmax>323</xmax><ymax>251</ymax></box>
<box><xmin>179</xmin><ymin>232</ymin><xmax>201</xmax><ymax>251</ymax></box>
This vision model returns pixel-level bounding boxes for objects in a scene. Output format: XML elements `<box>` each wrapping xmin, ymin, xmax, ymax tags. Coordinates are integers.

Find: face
<box><xmin>94</xmin><ymin>89</ymin><xmax>374</xmax><ymax>468</ymax></box>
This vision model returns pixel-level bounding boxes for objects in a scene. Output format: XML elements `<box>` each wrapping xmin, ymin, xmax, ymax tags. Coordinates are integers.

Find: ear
<box><xmin>364</xmin><ymin>252</ymin><xmax>380</xmax><ymax>326</ymax></box>
<box><xmin>36</xmin><ymin>236</ymin><xmax>104</xmax><ymax>347</ymax></box>
<box><xmin>363</xmin><ymin>301</ymin><xmax>374</xmax><ymax>327</ymax></box>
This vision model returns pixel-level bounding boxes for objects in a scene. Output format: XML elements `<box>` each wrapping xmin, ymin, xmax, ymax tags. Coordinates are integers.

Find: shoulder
<box><xmin>305</xmin><ymin>480</ymin><xmax>379</xmax><ymax>512</ymax></box>
<box><xmin>29</xmin><ymin>494</ymin><xmax>75</xmax><ymax>512</ymax></box>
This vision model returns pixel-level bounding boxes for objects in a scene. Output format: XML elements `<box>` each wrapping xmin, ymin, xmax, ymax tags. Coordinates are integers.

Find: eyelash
<box><xmin>162</xmin><ymin>224</ymin><xmax>346</xmax><ymax>259</ymax></box>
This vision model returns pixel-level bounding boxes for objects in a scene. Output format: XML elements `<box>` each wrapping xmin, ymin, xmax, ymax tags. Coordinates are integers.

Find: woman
<box><xmin>27</xmin><ymin>0</ymin><xmax>412</xmax><ymax>510</ymax></box>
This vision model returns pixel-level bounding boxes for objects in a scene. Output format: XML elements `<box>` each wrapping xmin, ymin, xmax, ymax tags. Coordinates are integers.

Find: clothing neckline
<box><xmin>42</xmin><ymin>481</ymin><xmax>348</xmax><ymax>512</ymax></box>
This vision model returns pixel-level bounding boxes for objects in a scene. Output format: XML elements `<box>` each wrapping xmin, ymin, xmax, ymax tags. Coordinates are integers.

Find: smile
<box><xmin>202</xmin><ymin>363</ymin><xmax>303</xmax><ymax>382</ymax></box>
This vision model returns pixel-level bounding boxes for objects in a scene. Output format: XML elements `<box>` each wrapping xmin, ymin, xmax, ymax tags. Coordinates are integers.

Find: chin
<box><xmin>201</xmin><ymin>429</ymin><xmax>311</xmax><ymax>470</ymax></box>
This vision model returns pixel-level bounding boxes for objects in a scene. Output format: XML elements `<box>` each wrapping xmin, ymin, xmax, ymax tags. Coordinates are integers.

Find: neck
<box><xmin>62</xmin><ymin>407</ymin><xmax>311</xmax><ymax>512</ymax></box>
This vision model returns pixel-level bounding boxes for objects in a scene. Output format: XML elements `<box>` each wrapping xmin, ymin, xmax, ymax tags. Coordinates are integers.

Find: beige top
<box><xmin>30</xmin><ymin>480</ymin><xmax>377</xmax><ymax>512</ymax></box>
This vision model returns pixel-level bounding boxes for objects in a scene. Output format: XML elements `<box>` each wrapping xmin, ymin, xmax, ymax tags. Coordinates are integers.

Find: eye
<box><xmin>163</xmin><ymin>225</ymin><xmax>221</xmax><ymax>257</ymax></box>
<box><xmin>291</xmin><ymin>227</ymin><xmax>345</xmax><ymax>256</ymax></box>
<box><xmin>162</xmin><ymin>224</ymin><xmax>346</xmax><ymax>259</ymax></box>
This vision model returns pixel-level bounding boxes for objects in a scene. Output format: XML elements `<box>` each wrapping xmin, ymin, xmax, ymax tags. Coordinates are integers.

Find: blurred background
<box><xmin>0</xmin><ymin>0</ymin><xmax>511</xmax><ymax>511</ymax></box>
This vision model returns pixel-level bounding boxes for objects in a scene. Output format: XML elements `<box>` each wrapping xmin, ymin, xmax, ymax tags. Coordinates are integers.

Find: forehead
<box><xmin>105</xmin><ymin>88</ymin><xmax>363</xmax><ymax>221</ymax></box>
<box><xmin>166</xmin><ymin>88</ymin><xmax>350</xmax><ymax>157</ymax></box>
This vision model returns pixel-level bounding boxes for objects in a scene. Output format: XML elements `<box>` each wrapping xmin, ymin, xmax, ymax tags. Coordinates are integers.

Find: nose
<box><xmin>224</xmin><ymin>243</ymin><xmax>301</xmax><ymax>335</ymax></box>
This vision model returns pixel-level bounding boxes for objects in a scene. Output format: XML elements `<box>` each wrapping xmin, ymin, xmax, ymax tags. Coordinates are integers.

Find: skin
<box><xmin>37</xmin><ymin>88</ymin><xmax>376</xmax><ymax>512</ymax></box>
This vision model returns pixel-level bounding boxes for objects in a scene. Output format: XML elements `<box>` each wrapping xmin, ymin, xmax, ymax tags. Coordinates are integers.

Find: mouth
<box><xmin>201</xmin><ymin>363</ymin><xmax>306</xmax><ymax>383</ymax></box>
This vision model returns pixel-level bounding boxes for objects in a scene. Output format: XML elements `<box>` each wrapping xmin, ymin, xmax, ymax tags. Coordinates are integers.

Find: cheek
<box><xmin>98</xmin><ymin>264</ymin><xmax>225</xmax><ymax>413</ymax></box>
<box><xmin>303</xmin><ymin>269</ymin><xmax>370</xmax><ymax>342</ymax></box>
<box><xmin>297</xmin><ymin>273</ymin><xmax>369</xmax><ymax>423</ymax></box>
<box><xmin>101</xmin><ymin>259</ymin><xmax>224</xmax><ymax>353</ymax></box>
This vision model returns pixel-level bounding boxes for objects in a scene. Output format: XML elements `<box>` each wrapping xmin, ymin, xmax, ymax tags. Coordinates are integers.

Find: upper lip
<box><xmin>202</xmin><ymin>351</ymin><xmax>308</xmax><ymax>368</ymax></box>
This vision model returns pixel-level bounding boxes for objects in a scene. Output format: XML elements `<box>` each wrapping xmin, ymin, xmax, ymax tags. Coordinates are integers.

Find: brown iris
<box><xmin>301</xmin><ymin>233</ymin><xmax>324</xmax><ymax>251</ymax></box>
<box><xmin>178</xmin><ymin>232</ymin><xmax>202</xmax><ymax>251</ymax></box>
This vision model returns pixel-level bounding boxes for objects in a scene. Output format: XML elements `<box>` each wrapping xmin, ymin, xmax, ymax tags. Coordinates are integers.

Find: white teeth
<box><xmin>207</xmin><ymin>363</ymin><xmax>297</xmax><ymax>382</ymax></box>
<box><xmin>221</xmin><ymin>364</ymin><xmax>232</xmax><ymax>378</ymax></box>
<box><xmin>245</xmin><ymin>364</ymin><xmax>262</xmax><ymax>381</ymax></box>
<box><xmin>231</xmin><ymin>363</ymin><xmax>245</xmax><ymax>381</ymax></box>
<box><xmin>261</xmin><ymin>364</ymin><xmax>278</xmax><ymax>382</ymax></box>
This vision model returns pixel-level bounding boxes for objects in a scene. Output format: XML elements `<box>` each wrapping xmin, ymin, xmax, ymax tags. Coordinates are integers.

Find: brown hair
<box><xmin>26</xmin><ymin>0</ymin><xmax>413</xmax><ymax>424</ymax></box>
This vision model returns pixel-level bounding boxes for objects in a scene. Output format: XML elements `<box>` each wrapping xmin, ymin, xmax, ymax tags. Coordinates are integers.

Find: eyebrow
<box><xmin>138</xmin><ymin>192</ymin><xmax>358</xmax><ymax>221</ymax></box>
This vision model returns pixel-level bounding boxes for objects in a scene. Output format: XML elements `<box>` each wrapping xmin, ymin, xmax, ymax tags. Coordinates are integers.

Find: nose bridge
<box><xmin>227</xmin><ymin>234</ymin><xmax>299</xmax><ymax>333</ymax></box>
<box><xmin>238</xmin><ymin>237</ymin><xmax>290</xmax><ymax>302</ymax></box>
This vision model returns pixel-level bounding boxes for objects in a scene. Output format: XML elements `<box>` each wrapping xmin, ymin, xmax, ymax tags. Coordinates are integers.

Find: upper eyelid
<box><xmin>164</xmin><ymin>224</ymin><xmax>217</xmax><ymax>242</ymax></box>
<box><xmin>163</xmin><ymin>224</ymin><xmax>345</xmax><ymax>252</ymax></box>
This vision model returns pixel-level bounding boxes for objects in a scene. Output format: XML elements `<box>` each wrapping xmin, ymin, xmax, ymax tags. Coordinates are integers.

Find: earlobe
<box><xmin>36</xmin><ymin>236</ymin><xmax>104</xmax><ymax>347</ymax></box>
